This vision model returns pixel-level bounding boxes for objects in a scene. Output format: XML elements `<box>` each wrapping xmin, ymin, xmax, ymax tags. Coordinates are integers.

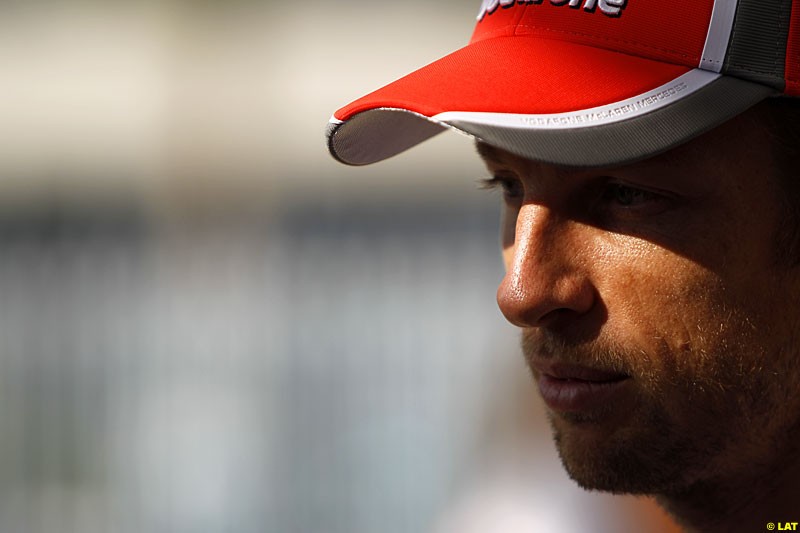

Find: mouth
<box><xmin>533</xmin><ymin>361</ymin><xmax>632</xmax><ymax>413</ymax></box>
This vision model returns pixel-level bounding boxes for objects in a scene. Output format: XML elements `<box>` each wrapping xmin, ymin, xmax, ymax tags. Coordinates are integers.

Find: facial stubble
<box><xmin>522</xmin><ymin>309</ymin><xmax>800</xmax><ymax>499</ymax></box>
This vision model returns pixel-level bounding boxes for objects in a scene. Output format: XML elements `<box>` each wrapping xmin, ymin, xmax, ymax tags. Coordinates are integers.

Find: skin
<box><xmin>478</xmin><ymin>108</ymin><xmax>800</xmax><ymax>532</ymax></box>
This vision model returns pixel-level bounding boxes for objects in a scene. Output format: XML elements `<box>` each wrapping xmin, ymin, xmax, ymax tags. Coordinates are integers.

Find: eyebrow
<box><xmin>475</xmin><ymin>140</ymin><xmax>505</xmax><ymax>165</ymax></box>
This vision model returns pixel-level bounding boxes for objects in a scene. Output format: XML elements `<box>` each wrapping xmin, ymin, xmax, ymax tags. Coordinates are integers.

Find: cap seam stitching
<box><xmin>512</xmin><ymin>24</ymin><xmax>698</xmax><ymax>62</ymax></box>
<box><xmin>475</xmin><ymin>24</ymin><xmax>524</xmax><ymax>40</ymax></box>
<box><xmin>471</xmin><ymin>32</ymin><xmax>698</xmax><ymax>70</ymax></box>
<box><xmin>475</xmin><ymin>24</ymin><xmax>699</xmax><ymax>61</ymax></box>
<box><xmin>512</xmin><ymin>4</ymin><xmax>528</xmax><ymax>36</ymax></box>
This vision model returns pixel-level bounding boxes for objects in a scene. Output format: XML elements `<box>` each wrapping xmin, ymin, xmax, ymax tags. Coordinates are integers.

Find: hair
<box><xmin>763</xmin><ymin>97</ymin><xmax>800</xmax><ymax>265</ymax></box>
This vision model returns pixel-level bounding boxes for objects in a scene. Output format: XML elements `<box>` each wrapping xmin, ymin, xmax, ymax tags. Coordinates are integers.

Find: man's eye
<box><xmin>479</xmin><ymin>176</ymin><xmax>524</xmax><ymax>203</ymax></box>
<box><xmin>602</xmin><ymin>183</ymin><xmax>659</xmax><ymax>208</ymax></box>
<box><xmin>594</xmin><ymin>181</ymin><xmax>674</xmax><ymax>221</ymax></box>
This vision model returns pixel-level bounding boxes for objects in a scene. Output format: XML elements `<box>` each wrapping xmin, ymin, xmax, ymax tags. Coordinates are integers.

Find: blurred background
<box><xmin>0</xmin><ymin>1</ymin><xmax>679</xmax><ymax>531</ymax></box>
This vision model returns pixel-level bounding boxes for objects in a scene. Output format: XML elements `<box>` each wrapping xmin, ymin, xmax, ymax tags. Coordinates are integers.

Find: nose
<box><xmin>497</xmin><ymin>204</ymin><xmax>596</xmax><ymax>328</ymax></box>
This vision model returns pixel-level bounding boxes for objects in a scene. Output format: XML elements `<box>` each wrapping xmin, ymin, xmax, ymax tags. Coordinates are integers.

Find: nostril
<box><xmin>535</xmin><ymin>306</ymin><xmax>596</xmax><ymax>330</ymax></box>
<box><xmin>537</xmin><ymin>307</ymin><xmax>572</xmax><ymax>326</ymax></box>
<box><xmin>496</xmin><ymin>274</ymin><xmax>597</xmax><ymax>329</ymax></box>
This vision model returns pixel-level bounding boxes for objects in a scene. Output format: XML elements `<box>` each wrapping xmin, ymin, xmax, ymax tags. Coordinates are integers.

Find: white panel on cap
<box><xmin>433</xmin><ymin>69</ymin><xmax>720</xmax><ymax>130</ymax></box>
<box><xmin>700</xmin><ymin>0</ymin><xmax>740</xmax><ymax>72</ymax></box>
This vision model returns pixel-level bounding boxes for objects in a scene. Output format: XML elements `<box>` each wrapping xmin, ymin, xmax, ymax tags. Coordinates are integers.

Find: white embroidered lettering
<box><xmin>598</xmin><ymin>0</ymin><xmax>626</xmax><ymax>16</ymax></box>
<box><xmin>477</xmin><ymin>0</ymin><xmax>627</xmax><ymax>20</ymax></box>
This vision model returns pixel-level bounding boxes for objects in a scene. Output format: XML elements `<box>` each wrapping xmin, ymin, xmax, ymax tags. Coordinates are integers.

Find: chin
<box><xmin>549</xmin><ymin>413</ymin><xmax>701</xmax><ymax>495</ymax></box>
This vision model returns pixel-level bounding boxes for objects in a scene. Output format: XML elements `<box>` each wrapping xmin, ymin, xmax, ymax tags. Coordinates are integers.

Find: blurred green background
<box><xmin>0</xmin><ymin>1</ymin><xmax>677</xmax><ymax>531</ymax></box>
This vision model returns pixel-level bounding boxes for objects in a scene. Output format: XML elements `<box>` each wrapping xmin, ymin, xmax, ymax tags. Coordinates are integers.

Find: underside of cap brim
<box><xmin>328</xmin><ymin>74</ymin><xmax>776</xmax><ymax>168</ymax></box>
<box><xmin>327</xmin><ymin>110</ymin><xmax>447</xmax><ymax>167</ymax></box>
<box><xmin>327</xmin><ymin>34</ymin><xmax>778</xmax><ymax>168</ymax></box>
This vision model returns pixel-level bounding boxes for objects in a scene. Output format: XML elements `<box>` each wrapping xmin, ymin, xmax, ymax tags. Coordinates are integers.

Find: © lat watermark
<box><xmin>768</xmin><ymin>523</ymin><xmax>799</xmax><ymax>531</ymax></box>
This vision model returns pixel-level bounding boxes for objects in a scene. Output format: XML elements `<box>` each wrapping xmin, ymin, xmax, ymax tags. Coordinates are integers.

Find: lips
<box><xmin>532</xmin><ymin>361</ymin><xmax>631</xmax><ymax>413</ymax></box>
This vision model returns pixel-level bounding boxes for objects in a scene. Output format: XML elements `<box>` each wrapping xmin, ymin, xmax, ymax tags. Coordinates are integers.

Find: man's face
<box><xmin>480</xmin><ymin>111</ymin><xmax>800</xmax><ymax>497</ymax></box>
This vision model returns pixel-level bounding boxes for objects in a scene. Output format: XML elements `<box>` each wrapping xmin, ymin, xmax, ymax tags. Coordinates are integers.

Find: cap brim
<box><xmin>328</xmin><ymin>36</ymin><xmax>776</xmax><ymax>167</ymax></box>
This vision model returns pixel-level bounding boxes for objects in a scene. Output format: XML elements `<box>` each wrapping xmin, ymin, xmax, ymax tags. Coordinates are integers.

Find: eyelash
<box><xmin>479</xmin><ymin>176</ymin><xmax>523</xmax><ymax>201</ymax></box>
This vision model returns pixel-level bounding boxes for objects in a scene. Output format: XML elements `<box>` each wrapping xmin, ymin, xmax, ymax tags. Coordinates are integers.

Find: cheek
<box><xmin>598</xmin><ymin>244</ymin><xmax>793</xmax><ymax>424</ymax></box>
<box><xmin>596</xmin><ymin>246</ymin><xmax>731</xmax><ymax>375</ymax></box>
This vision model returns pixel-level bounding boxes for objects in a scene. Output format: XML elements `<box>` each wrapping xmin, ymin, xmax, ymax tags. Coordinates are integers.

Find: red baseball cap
<box><xmin>327</xmin><ymin>0</ymin><xmax>800</xmax><ymax>167</ymax></box>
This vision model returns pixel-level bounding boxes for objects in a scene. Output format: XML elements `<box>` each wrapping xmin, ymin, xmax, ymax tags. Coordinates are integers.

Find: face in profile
<box><xmin>479</xmin><ymin>110</ymin><xmax>800</xmax><ymax>498</ymax></box>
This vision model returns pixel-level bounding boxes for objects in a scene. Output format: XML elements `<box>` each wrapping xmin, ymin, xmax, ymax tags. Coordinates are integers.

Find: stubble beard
<box><xmin>522</xmin><ymin>322</ymin><xmax>800</xmax><ymax>499</ymax></box>
<box><xmin>548</xmin><ymin>394</ymin><xmax>708</xmax><ymax>495</ymax></box>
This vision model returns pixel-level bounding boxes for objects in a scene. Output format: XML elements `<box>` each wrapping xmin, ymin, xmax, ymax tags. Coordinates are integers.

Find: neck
<box><xmin>656</xmin><ymin>455</ymin><xmax>800</xmax><ymax>533</ymax></box>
